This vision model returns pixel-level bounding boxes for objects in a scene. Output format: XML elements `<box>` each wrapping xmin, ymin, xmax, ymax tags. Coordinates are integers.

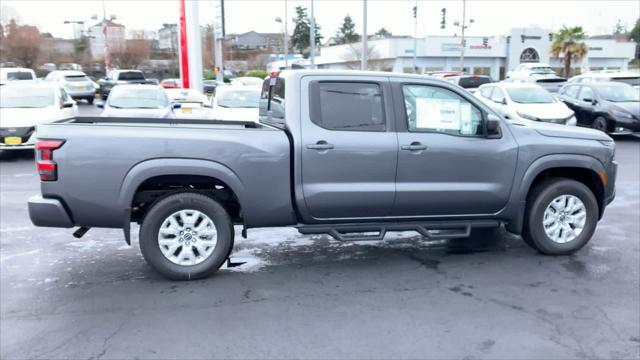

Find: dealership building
<box><xmin>269</xmin><ymin>27</ymin><xmax>637</xmax><ymax>80</ymax></box>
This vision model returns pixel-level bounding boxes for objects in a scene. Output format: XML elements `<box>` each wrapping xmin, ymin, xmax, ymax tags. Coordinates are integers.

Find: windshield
<box><xmin>506</xmin><ymin>87</ymin><xmax>555</xmax><ymax>104</ymax></box>
<box><xmin>610</xmin><ymin>77</ymin><xmax>640</xmax><ymax>87</ymax></box>
<box><xmin>64</xmin><ymin>75</ymin><xmax>90</xmax><ymax>82</ymax></box>
<box><xmin>530</xmin><ymin>66</ymin><xmax>555</xmax><ymax>74</ymax></box>
<box><xmin>596</xmin><ymin>85</ymin><xmax>640</xmax><ymax>102</ymax></box>
<box><xmin>0</xmin><ymin>87</ymin><xmax>54</xmax><ymax>108</ymax></box>
<box><xmin>117</xmin><ymin>71</ymin><xmax>145</xmax><ymax>81</ymax></box>
<box><xmin>217</xmin><ymin>89</ymin><xmax>260</xmax><ymax>108</ymax></box>
<box><xmin>6</xmin><ymin>72</ymin><xmax>34</xmax><ymax>80</ymax></box>
<box><xmin>108</xmin><ymin>88</ymin><xmax>168</xmax><ymax>109</ymax></box>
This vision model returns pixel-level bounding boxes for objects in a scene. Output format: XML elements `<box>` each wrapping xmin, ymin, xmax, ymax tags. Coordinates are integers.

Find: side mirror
<box><xmin>583</xmin><ymin>97</ymin><xmax>597</xmax><ymax>105</ymax></box>
<box><xmin>172</xmin><ymin>103</ymin><xmax>182</xmax><ymax>110</ymax></box>
<box><xmin>485</xmin><ymin>114</ymin><xmax>501</xmax><ymax>137</ymax></box>
<box><xmin>96</xmin><ymin>102</ymin><xmax>105</xmax><ymax>109</ymax></box>
<box><xmin>62</xmin><ymin>101</ymin><xmax>74</xmax><ymax>108</ymax></box>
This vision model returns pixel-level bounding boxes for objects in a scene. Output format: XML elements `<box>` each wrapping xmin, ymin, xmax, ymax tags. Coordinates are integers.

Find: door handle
<box><xmin>401</xmin><ymin>142</ymin><xmax>427</xmax><ymax>151</ymax></box>
<box><xmin>306</xmin><ymin>141</ymin><xmax>334</xmax><ymax>150</ymax></box>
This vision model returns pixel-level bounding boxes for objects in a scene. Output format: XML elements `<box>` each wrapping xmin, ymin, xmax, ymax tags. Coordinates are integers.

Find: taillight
<box><xmin>36</xmin><ymin>139</ymin><xmax>65</xmax><ymax>181</ymax></box>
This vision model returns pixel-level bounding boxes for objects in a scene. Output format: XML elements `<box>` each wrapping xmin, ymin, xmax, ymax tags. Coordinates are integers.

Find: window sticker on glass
<box><xmin>416</xmin><ymin>98</ymin><xmax>461</xmax><ymax>131</ymax></box>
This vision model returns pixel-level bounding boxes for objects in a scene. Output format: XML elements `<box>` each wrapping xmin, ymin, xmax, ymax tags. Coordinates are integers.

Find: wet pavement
<box><xmin>1</xmin><ymin>123</ymin><xmax>639</xmax><ymax>359</ymax></box>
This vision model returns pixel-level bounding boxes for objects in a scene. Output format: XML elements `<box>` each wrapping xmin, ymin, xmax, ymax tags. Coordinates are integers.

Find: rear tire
<box><xmin>139</xmin><ymin>192</ymin><xmax>234</xmax><ymax>280</ymax></box>
<box><xmin>87</xmin><ymin>97</ymin><xmax>94</xmax><ymax>105</ymax></box>
<box><xmin>523</xmin><ymin>178</ymin><xmax>598</xmax><ymax>255</ymax></box>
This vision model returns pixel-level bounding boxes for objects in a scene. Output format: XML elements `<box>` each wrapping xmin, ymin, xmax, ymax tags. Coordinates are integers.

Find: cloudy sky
<box><xmin>2</xmin><ymin>0</ymin><xmax>639</xmax><ymax>40</ymax></box>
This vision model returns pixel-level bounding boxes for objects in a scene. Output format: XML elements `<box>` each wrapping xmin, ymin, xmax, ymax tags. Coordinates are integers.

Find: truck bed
<box><xmin>36</xmin><ymin>116</ymin><xmax>296</xmax><ymax>229</ymax></box>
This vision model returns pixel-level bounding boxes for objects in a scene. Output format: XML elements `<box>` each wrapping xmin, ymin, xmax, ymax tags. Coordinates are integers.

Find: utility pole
<box><xmin>214</xmin><ymin>0</ymin><xmax>225</xmax><ymax>82</ymax></box>
<box><xmin>413</xmin><ymin>0</ymin><xmax>417</xmax><ymax>73</ymax></box>
<box><xmin>284</xmin><ymin>0</ymin><xmax>289</xmax><ymax>68</ymax></box>
<box><xmin>310</xmin><ymin>0</ymin><xmax>315</xmax><ymax>69</ymax></box>
<box><xmin>361</xmin><ymin>0</ymin><xmax>367</xmax><ymax>70</ymax></box>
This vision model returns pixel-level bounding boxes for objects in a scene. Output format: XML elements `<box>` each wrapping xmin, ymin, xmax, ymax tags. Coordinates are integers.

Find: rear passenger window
<box><xmin>479</xmin><ymin>86</ymin><xmax>493</xmax><ymax>99</ymax></box>
<box><xmin>310</xmin><ymin>82</ymin><xmax>385</xmax><ymax>131</ymax></box>
<box><xmin>402</xmin><ymin>84</ymin><xmax>483</xmax><ymax>136</ymax></box>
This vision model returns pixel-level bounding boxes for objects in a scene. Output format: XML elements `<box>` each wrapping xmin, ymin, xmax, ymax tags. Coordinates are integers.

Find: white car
<box><xmin>97</xmin><ymin>84</ymin><xmax>176</xmax><ymax>119</ymax></box>
<box><xmin>0</xmin><ymin>67</ymin><xmax>36</xmax><ymax>85</ymax></box>
<box><xmin>44</xmin><ymin>70</ymin><xmax>97</xmax><ymax>104</ymax></box>
<box><xmin>568</xmin><ymin>70</ymin><xmax>640</xmax><ymax>89</ymax></box>
<box><xmin>0</xmin><ymin>82</ymin><xmax>77</xmax><ymax>150</ymax></box>
<box><xmin>210</xmin><ymin>86</ymin><xmax>261</xmax><ymax>121</ymax></box>
<box><xmin>229</xmin><ymin>76</ymin><xmax>264</xmax><ymax>87</ymax></box>
<box><xmin>506</xmin><ymin>62</ymin><xmax>557</xmax><ymax>80</ymax></box>
<box><xmin>165</xmin><ymin>88</ymin><xmax>212</xmax><ymax>119</ymax></box>
<box><xmin>475</xmin><ymin>82</ymin><xmax>576</xmax><ymax>125</ymax></box>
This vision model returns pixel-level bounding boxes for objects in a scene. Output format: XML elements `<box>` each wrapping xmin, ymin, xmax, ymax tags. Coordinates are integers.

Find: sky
<box><xmin>2</xmin><ymin>0</ymin><xmax>639</xmax><ymax>40</ymax></box>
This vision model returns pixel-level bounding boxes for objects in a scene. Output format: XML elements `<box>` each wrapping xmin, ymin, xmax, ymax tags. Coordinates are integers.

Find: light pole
<box><xmin>276</xmin><ymin>10</ymin><xmax>289</xmax><ymax>68</ymax></box>
<box><xmin>412</xmin><ymin>0</ymin><xmax>417</xmax><ymax>73</ymax></box>
<box><xmin>453</xmin><ymin>0</ymin><xmax>474</xmax><ymax>72</ymax></box>
<box><xmin>361</xmin><ymin>0</ymin><xmax>367</xmax><ymax>70</ymax></box>
<box><xmin>310</xmin><ymin>0</ymin><xmax>315</xmax><ymax>69</ymax></box>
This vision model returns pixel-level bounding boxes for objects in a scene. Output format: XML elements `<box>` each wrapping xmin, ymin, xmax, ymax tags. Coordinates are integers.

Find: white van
<box><xmin>0</xmin><ymin>67</ymin><xmax>37</xmax><ymax>85</ymax></box>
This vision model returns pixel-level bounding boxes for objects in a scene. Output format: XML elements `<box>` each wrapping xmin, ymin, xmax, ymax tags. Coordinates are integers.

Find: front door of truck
<box><xmin>390</xmin><ymin>80</ymin><xmax>518</xmax><ymax>216</ymax></box>
<box><xmin>299</xmin><ymin>76</ymin><xmax>397</xmax><ymax>220</ymax></box>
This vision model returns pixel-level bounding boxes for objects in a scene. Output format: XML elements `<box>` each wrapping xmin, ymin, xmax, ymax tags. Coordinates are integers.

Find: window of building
<box><xmin>309</xmin><ymin>82</ymin><xmax>385</xmax><ymax>131</ymax></box>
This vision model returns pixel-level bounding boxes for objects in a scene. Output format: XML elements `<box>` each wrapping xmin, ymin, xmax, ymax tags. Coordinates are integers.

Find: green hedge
<box><xmin>244</xmin><ymin>70</ymin><xmax>268</xmax><ymax>79</ymax></box>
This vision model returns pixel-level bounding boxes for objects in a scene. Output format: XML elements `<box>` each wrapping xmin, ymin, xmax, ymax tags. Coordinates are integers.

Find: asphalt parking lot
<box><xmin>1</xmin><ymin>105</ymin><xmax>639</xmax><ymax>359</ymax></box>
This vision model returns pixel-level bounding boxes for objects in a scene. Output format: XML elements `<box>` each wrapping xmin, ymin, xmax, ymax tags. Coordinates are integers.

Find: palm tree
<box><xmin>551</xmin><ymin>26</ymin><xmax>588</xmax><ymax>78</ymax></box>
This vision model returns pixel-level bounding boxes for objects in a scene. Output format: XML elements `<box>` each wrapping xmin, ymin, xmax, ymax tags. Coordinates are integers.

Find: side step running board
<box><xmin>297</xmin><ymin>220</ymin><xmax>500</xmax><ymax>242</ymax></box>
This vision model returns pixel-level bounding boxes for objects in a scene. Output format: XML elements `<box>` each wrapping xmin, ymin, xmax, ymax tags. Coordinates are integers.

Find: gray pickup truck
<box><xmin>28</xmin><ymin>70</ymin><xmax>617</xmax><ymax>280</ymax></box>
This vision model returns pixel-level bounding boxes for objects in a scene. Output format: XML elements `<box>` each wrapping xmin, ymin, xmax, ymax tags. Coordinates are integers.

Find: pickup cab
<box><xmin>28</xmin><ymin>70</ymin><xmax>617</xmax><ymax>280</ymax></box>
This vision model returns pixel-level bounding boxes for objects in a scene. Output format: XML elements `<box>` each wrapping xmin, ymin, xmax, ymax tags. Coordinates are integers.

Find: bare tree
<box><xmin>110</xmin><ymin>38</ymin><xmax>151</xmax><ymax>69</ymax></box>
<box><xmin>4</xmin><ymin>19</ymin><xmax>41</xmax><ymax>68</ymax></box>
<box><xmin>341</xmin><ymin>43</ymin><xmax>392</xmax><ymax>71</ymax></box>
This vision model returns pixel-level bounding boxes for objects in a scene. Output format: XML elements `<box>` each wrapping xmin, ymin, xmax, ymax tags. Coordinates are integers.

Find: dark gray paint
<box><xmin>30</xmin><ymin>70</ymin><xmax>616</xmax><ymax>238</ymax></box>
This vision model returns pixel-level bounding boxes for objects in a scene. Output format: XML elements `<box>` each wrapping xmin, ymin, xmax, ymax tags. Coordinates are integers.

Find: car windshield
<box><xmin>610</xmin><ymin>77</ymin><xmax>640</xmax><ymax>87</ymax></box>
<box><xmin>6</xmin><ymin>72</ymin><xmax>34</xmax><ymax>80</ymax></box>
<box><xmin>118</xmin><ymin>71</ymin><xmax>145</xmax><ymax>81</ymax></box>
<box><xmin>64</xmin><ymin>75</ymin><xmax>89</xmax><ymax>82</ymax></box>
<box><xmin>0</xmin><ymin>87</ymin><xmax>54</xmax><ymax>108</ymax></box>
<box><xmin>530</xmin><ymin>66</ymin><xmax>555</xmax><ymax>74</ymax></box>
<box><xmin>108</xmin><ymin>88</ymin><xmax>168</xmax><ymax>109</ymax></box>
<box><xmin>217</xmin><ymin>89</ymin><xmax>260</xmax><ymax>108</ymax></box>
<box><xmin>596</xmin><ymin>85</ymin><xmax>640</xmax><ymax>102</ymax></box>
<box><xmin>506</xmin><ymin>87</ymin><xmax>555</xmax><ymax>104</ymax></box>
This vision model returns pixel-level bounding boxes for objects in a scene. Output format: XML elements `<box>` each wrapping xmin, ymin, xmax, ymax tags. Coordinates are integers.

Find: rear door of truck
<box><xmin>298</xmin><ymin>75</ymin><xmax>397</xmax><ymax>220</ymax></box>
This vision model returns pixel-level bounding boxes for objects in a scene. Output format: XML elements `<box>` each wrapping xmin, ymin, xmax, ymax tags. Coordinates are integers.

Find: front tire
<box><xmin>139</xmin><ymin>192</ymin><xmax>234</xmax><ymax>280</ymax></box>
<box><xmin>592</xmin><ymin>116</ymin><xmax>608</xmax><ymax>133</ymax></box>
<box><xmin>523</xmin><ymin>178</ymin><xmax>598</xmax><ymax>255</ymax></box>
<box><xmin>87</xmin><ymin>97</ymin><xmax>94</xmax><ymax>105</ymax></box>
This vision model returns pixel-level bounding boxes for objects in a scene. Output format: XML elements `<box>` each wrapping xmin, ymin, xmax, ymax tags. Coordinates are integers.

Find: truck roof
<box><xmin>278</xmin><ymin>69</ymin><xmax>446</xmax><ymax>82</ymax></box>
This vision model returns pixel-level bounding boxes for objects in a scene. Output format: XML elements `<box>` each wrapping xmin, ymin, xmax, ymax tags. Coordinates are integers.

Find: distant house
<box><xmin>226</xmin><ymin>31</ymin><xmax>284</xmax><ymax>52</ymax></box>
<box><xmin>87</xmin><ymin>19</ymin><xmax>126</xmax><ymax>58</ymax></box>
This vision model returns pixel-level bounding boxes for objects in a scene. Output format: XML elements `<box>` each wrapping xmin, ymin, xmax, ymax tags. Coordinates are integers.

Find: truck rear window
<box><xmin>7</xmin><ymin>72</ymin><xmax>34</xmax><ymax>80</ymax></box>
<box><xmin>310</xmin><ymin>81</ymin><xmax>385</xmax><ymax>131</ymax></box>
<box><xmin>458</xmin><ymin>76</ymin><xmax>491</xmax><ymax>89</ymax></box>
<box><xmin>118</xmin><ymin>71</ymin><xmax>145</xmax><ymax>81</ymax></box>
<box><xmin>259</xmin><ymin>77</ymin><xmax>285</xmax><ymax>125</ymax></box>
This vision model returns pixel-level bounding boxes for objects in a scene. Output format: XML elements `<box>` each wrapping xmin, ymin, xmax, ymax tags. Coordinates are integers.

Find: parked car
<box><xmin>210</xmin><ymin>85</ymin><xmax>260</xmax><ymax>121</ymax></box>
<box><xmin>556</xmin><ymin>81</ymin><xmax>639</xmax><ymax>134</ymax></box>
<box><xmin>0</xmin><ymin>82</ymin><xmax>77</xmax><ymax>151</ymax></box>
<box><xmin>444</xmin><ymin>75</ymin><xmax>492</xmax><ymax>93</ymax></box>
<box><xmin>29</xmin><ymin>70</ymin><xmax>616</xmax><ymax>280</ymax></box>
<box><xmin>44</xmin><ymin>70</ymin><xmax>96</xmax><ymax>104</ymax></box>
<box><xmin>475</xmin><ymin>82</ymin><xmax>576</xmax><ymax>125</ymax></box>
<box><xmin>506</xmin><ymin>62</ymin><xmax>557</xmax><ymax>79</ymax></box>
<box><xmin>229</xmin><ymin>76</ymin><xmax>264</xmax><ymax>87</ymax></box>
<box><xmin>166</xmin><ymin>88</ymin><xmax>211</xmax><ymax>119</ymax></box>
<box><xmin>0</xmin><ymin>67</ymin><xmax>36</xmax><ymax>85</ymax></box>
<box><xmin>97</xmin><ymin>84</ymin><xmax>176</xmax><ymax>118</ymax></box>
<box><xmin>160</xmin><ymin>78</ymin><xmax>180</xmax><ymax>89</ymax></box>
<box><xmin>59</xmin><ymin>63</ymin><xmax>82</xmax><ymax>71</ymax></box>
<box><xmin>568</xmin><ymin>71</ymin><xmax>640</xmax><ymax>89</ymax></box>
<box><xmin>203</xmin><ymin>79</ymin><xmax>224</xmax><ymax>97</ymax></box>
<box><xmin>98</xmin><ymin>69</ymin><xmax>154</xmax><ymax>99</ymax></box>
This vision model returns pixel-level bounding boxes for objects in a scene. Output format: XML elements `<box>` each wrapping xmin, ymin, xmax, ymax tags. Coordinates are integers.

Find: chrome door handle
<box><xmin>306</xmin><ymin>141</ymin><xmax>334</xmax><ymax>150</ymax></box>
<box><xmin>401</xmin><ymin>143</ymin><xmax>427</xmax><ymax>151</ymax></box>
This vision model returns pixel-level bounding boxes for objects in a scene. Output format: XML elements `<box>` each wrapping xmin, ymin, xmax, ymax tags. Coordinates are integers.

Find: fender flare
<box><xmin>516</xmin><ymin>154</ymin><xmax>605</xmax><ymax>203</ymax></box>
<box><xmin>118</xmin><ymin>158</ymin><xmax>246</xmax><ymax>243</ymax></box>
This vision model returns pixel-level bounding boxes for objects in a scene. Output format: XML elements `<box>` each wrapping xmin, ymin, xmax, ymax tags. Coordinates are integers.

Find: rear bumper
<box><xmin>28</xmin><ymin>195</ymin><xmax>74</xmax><ymax>228</ymax></box>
